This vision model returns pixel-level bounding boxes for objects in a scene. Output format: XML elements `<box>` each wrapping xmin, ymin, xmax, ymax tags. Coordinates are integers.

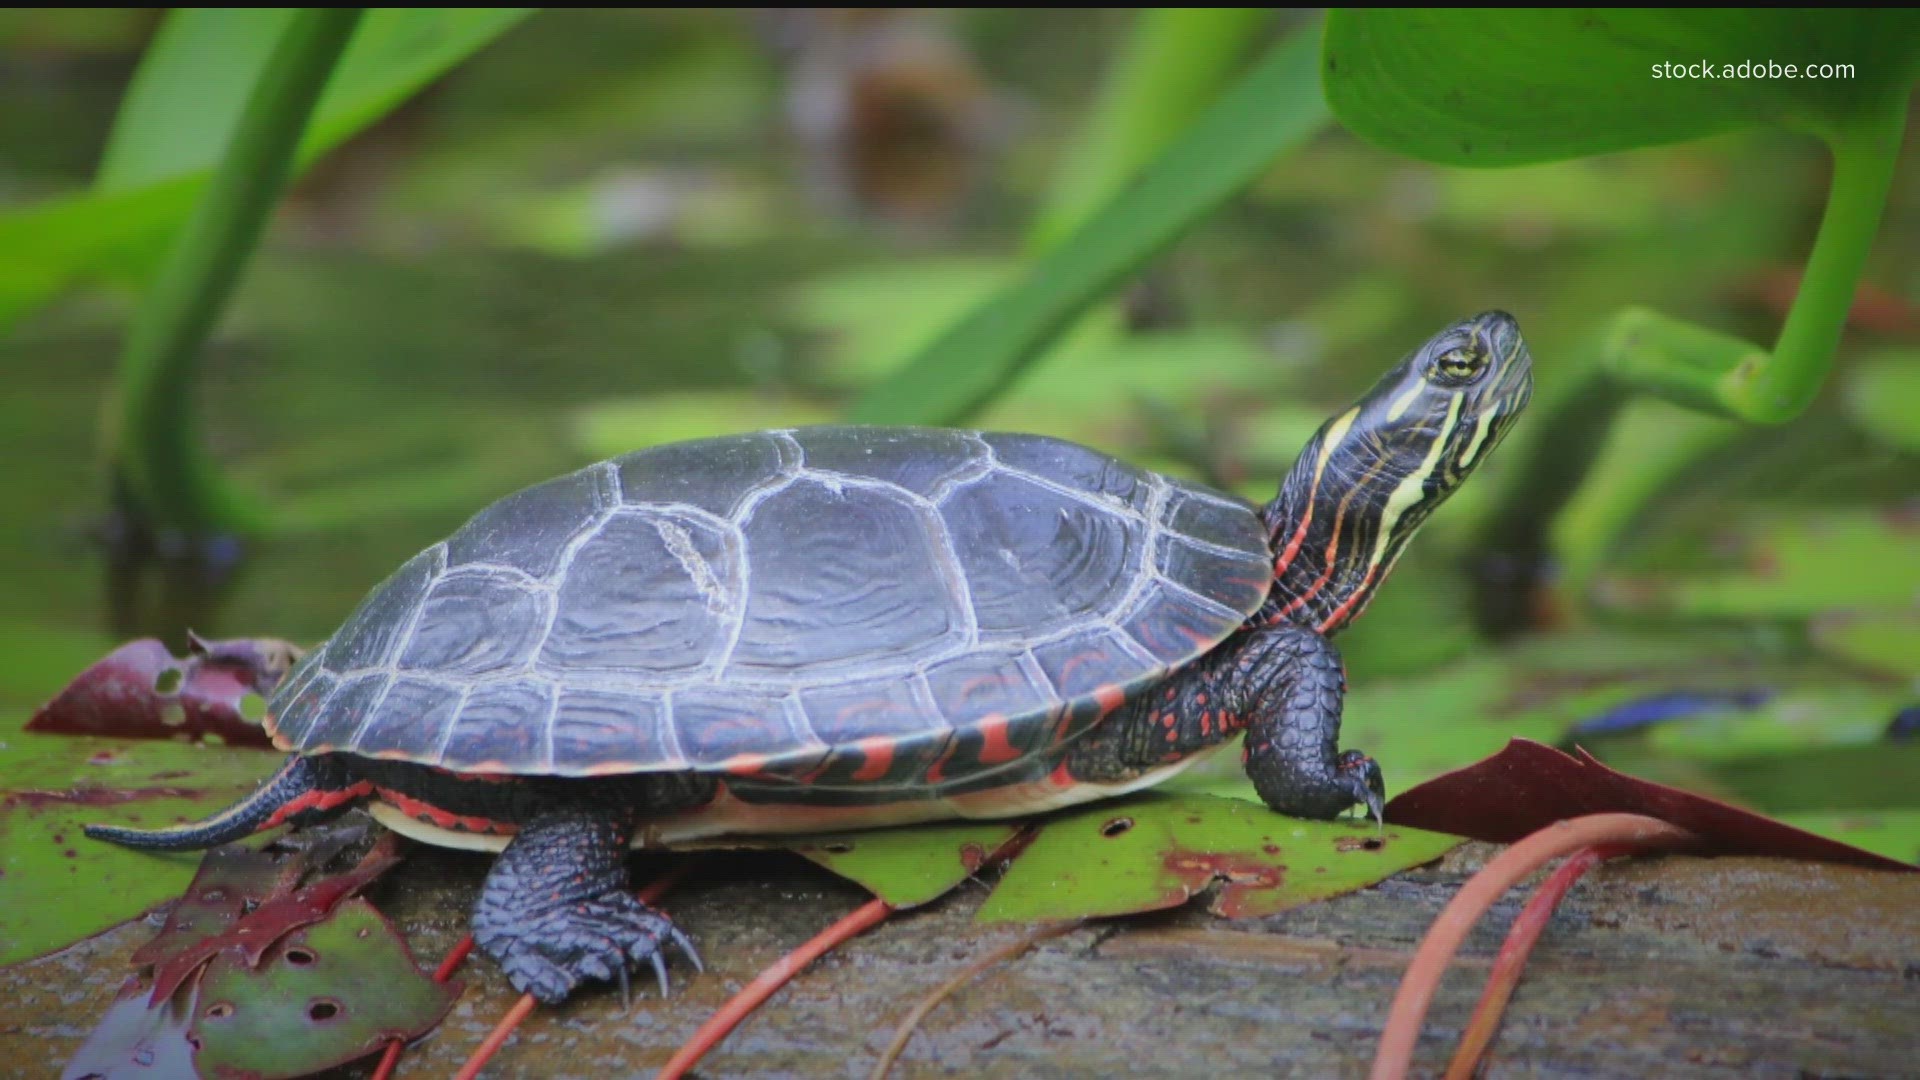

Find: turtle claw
<box><xmin>478</xmin><ymin>890</ymin><xmax>698</xmax><ymax>1006</ymax></box>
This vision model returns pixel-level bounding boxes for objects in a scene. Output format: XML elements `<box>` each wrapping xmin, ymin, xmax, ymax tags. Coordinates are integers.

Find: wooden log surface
<box><xmin>6</xmin><ymin>839</ymin><xmax>1917</xmax><ymax>1078</ymax></box>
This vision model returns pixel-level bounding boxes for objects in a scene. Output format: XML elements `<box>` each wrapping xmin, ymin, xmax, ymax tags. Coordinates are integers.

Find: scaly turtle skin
<box><xmin>89</xmin><ymin>311</ymin><xmax>1533</xmax><ymax>1006</ymax></box>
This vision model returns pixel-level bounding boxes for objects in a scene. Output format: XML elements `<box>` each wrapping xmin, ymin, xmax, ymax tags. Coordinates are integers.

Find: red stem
<box><xmin>656</xmin><ymin>897</ymin><xmax>896</xmax><ymax>1080</ymax></box>
<box><xmin>1370</xmin><ymin>814</ymin><xmax>1697</xmax><ymax>1080</ymax></box>
<box><xmin>1442</xmin><ymin>843</ymin><xmax>1627</xmax><ymax>1080</ymax></box>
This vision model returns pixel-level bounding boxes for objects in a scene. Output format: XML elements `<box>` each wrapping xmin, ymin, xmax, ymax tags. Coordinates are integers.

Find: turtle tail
<box><xmin>84</xmin><ymin>755</ymin><xmax>362</xmax><ymax>851</ymax></box>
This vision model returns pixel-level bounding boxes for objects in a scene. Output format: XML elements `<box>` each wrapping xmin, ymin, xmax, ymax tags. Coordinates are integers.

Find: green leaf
<box><xmin>976</xmin><ymin>793</ymin><xmax>1458</xmax><ymax>923</ymax></box>
<box><xmin>0</xmin><ymin>734</ymin><xmax>275</xmax><ymax>965</ymax></box>
<box><xmin>191</xmin><ymin>898</ymin><xmax>461</xmax><ymax>1079</ymax></box>
<box><xmin>786</xmin><ymin>822</ymin><xmax>1025</xmax><ymax>909</ymax></box>
<box><xmin>850</xmin><ymin>27</ymin><xmax>1328</xmax><ymax>425</ymax></box>
<box><xmin>0</xmin><ymin>9</ymin><xmax>531</xmax><ymax>334</ymax></box>
<box><xmin>1844</xmin><ymin>352</ymin><xmax>1920</xmax><ymax>453</ymax></box>
<box><xmin>99</xmin><ymin>8</ymin><xmax>534</xmax><ymax>192</ymax></box>
<box><xmin>1810</xmin><ymin>610</ymin><xmax>1920</xmax><ymax>680</ymax></box>
<box><xmin>1778</xmin><ymin>810</ymin><xmax>1920</xmax><ymax>865</ymax></box>
<box><xmin>1323</xmin><ymin>10</ymin><xmax>1920</xmax><ymax>167</ymax></box>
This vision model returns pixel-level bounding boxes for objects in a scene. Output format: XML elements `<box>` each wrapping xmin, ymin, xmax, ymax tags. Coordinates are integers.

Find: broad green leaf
<box><xmin>850</xmin><ymin>27</ymin><xmax>1328</xmax><ymax>425</ymax></box>
<box><xmin>1810</xmin><ymin>609</ymin><xmax>1920</xmax><ymax>679</ymax></box>
<box><xmin>1779</xmin><ymin>810</ymin><xmax>1920</xmax><ymax>865</ymax></box>
<box><xmin>976</xmin><ymin>793</ymin><xmax>1458</xmax><ymax>923</ymax></box>
<box><xmin>99</xmin><ymin>8</ymin><xmax>534</xmax><ymax>192</ymax></box>
<box><xmin>0</xmin><ymin>734</ymin><xmax>275</xmax><ymax>965</ymax></box>
<box><xmin>1323</xmin><ymin>10</ymin><xmax>1920</xmax><ymax>167</ymax></box>
<box><xmin>1844</xmin><ymin>352</ymin><xmax>1920</xmax><ymax>453</ymax></box>
<box><xmin>786</xmin><ymin>822</ymin><xmax>1024</xmax><ymax>909</ymax></box>
<box><xmin>1028</xmin><ymin>8</ymin><xmax>1271</xmax><ymax>252</ymax></box>
<box><xmin>0</xmin><ymin>9</ymin><xmax>531</xmax><ymax>334</ymax></box>
<box><xmin>190</xmin><ymin>898</ymin><xmax>460</xmax><ymax>1079</ymax></box>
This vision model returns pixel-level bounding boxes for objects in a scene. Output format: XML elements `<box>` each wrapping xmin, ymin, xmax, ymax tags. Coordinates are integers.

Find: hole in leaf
<box><xmin>822</xmin><ymin>842</ymin><xmax>854</xmax><ymax>854</ymax></box>
<box><xmin>1100</xmin><ymin>817</ymin><xmax>1134</xmax><ymax>838</ymax></box>
<box><xmin>153</xmin><ymin>668</ymin><xmax>183</xmax><ymax>695</ymax></box>
<box><xmin>285</xmin><ymin>947</ymin><xmax>316</xmax><ymax>965</ymax></box>
<box><xmin>238</xmin><ymin>692</ymin><xmax>268</xmax><ymax>723</ymax></box>
<box><xmin>159</xmin><ymin>702</ymin><xmax>186</xmax><ymax>727</ymax></box>
<box><xmin>307</xmin><ymin>999</ymin><xmax>342</xmax><ymax>1022</ymax></box>
<box><xmin>1362</xmin><ymin>837</ymin><xmax>1384</xmax><ymax>851</ymax></box>
<box><xmin>204</xmin><ymin>1002</ymin><xmax>235</xmax><ymax>1020</ymax></box>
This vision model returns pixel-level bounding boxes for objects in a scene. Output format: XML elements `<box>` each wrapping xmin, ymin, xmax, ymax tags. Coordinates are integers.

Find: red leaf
<box><xmin>1383</xmin><ymin>738</ymin><xmax>1916</xmax><ymax>873</ymax></box>
<box><xmin>26</xmin><ymin>634</ymin><xmax>302</xmax><ymax>748</ymax></box>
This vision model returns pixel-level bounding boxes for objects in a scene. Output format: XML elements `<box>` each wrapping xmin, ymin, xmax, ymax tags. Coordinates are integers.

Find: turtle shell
<box><xmin>267</xmin><ymin>427</ymin><xmax>1273</xmax><ymax>791</ymax></box>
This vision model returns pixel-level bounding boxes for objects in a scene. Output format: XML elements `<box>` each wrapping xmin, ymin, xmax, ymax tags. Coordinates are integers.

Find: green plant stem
<box><xmin>1026</xmin><ymin>8</ymin><xmax>1270</xmax><ymax>255</ymax></box>
<box><xmin>111</xmin><ymin>8</ymin><xmax>364</xmax><ymax>540</ymax></box>
<box><xmin>1728</xmin><ymin>96</ymin><xmax>1910</xmax><ymax>422</ymax></box>
<box><xmin>851</xmin><ymin>27</ymin><xmax>1328</xmax><ymax>425</ymax></box>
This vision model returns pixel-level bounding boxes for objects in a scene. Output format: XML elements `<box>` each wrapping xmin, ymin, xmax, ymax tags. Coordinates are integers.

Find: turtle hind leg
<box><xmin>84</xmin><ymin>754</ymin><xmax>366</xmax><ymax>850</ymax></box>
<box><xmin>473</xmin><ymin>813</ymin><xmax>701</xmax><ymax>1006</ymax></box>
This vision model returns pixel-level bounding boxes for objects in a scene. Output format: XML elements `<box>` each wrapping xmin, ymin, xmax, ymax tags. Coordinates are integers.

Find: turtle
<box><xmin>88</xmin><ymin>310</ymin><xmax>1533</xmax><ymax>1005</ymax></box>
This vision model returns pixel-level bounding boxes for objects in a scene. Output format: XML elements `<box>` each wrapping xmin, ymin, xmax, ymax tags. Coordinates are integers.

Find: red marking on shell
<box><xmin>372</xmin><ymin>749</ymin><xmax>415</xmax><ymax>761</ymax></box>
<box><xmin>264</xmin><ymin>780</ymin><xmax>374</xmax><ymax>828</ymax></box>
<box><xmin>849</xmin><ymin>737</ymin><xmax>896</xmax><ymax>783</ymax></box>
<box><xmin>720</xmin><ymin>753</ymin><xmax>773</xmax><ymax>779</ymax></box>
<box><xmin>976</xmin><ymin>713</ymin><xmax>1021</xmax><ymax>765</ymax></box>
<box><xmin>1053</xmin><ymin>650</ymin><xmax>1106</xmax><ymax>695</ymax></box>
<box><xmin>1093</xmin><ymin>684</ymin><xmax>1129</xmax><ymax>716</ymax></box>
<box><xmin>374</xmin><ymin>786</ymin><xmax>513</xmax><ymax>835</ymax></box>
<box><xmin>581</xmin><ymin>759</ymin><xmax>645</xmax><ymax>777</ymax></box>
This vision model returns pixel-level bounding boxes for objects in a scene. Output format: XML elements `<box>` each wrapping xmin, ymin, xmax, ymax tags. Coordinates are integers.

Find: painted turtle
<box><xmin>89</xmin><ymin>312</ymin><xmax>1532</xmax><ymax>1005</ymax></box>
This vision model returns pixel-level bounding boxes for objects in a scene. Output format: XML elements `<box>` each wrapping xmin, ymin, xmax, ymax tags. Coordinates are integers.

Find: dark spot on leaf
<box><xmin>285</xmin><ymin>947</ymin><xmax>316</xmax><ymax>965</ymax></box>
<box><xmin>822</xmin><ymin>842</ymin><xmax>854</xmax><ymax>854</ymax></box>
<box><xmin>1100</xmin><ymin>817</ymin><xmax>1134</xmax><ymax>838</ymax></box>
<box><xmin>1263</xmin><ymin>843</ymin><xmax>1280</xmax><ymax>855</ymax></box>
<box><xmin>307</xmin><ymin>999</ymin><xmax>342</xmax><ymax>1022</ymax></box>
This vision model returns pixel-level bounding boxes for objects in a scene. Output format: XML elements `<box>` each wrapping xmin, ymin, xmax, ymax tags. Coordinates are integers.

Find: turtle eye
<box><xmin>1431</xmin><ymin>344</ymin><xmax>1486</xmax><ymax>384</ymax></box>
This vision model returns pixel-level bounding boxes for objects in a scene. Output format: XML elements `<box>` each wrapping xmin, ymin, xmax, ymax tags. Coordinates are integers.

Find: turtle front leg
<box><xmin>1234</xmin><ymin>623</ymin><xmax>1385</xmax><ymax>824</ymax></box>
<box><xmin>473</xmin><ymin>813</ymin><xmax>701</xmax><ymax>1005</ymax></box>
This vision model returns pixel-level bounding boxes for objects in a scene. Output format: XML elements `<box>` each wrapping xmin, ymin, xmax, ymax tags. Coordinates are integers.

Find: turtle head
<box><xmin>1262</xmin><ymin>311</ymin><xmax>1533</xmax><ymax>633</ymax></box>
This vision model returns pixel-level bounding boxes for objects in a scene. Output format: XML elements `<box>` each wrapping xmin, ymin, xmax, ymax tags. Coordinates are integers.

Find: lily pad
<box><xmin>26</xmin><ymin>635</ymin><xmax>301</xmax><ymax>748</ymax></box>
<box><xmin>1809</xmin><ymin>609</ymin><xmax>1920</xmax><ymax>679</ymax></box>
<box><xmin>787</xmin><ymin>822</ymin><xmax>1026</xmax><ymax>909</ymax></box>
<box><xmin>189</xmin><ymin>899</ymin><xmax>461</xmax><ymax>1080</ymax></box>
<box><xmin>0</xmin><ymin>735</ymin><xmax>278</xmax><ymax>965</ymax></box>
<box><xmin>975</xmin><ymin>793</ymin><xmax>1460</xmax><ymax>923</ymax></box>
<box><xmin>145</xmin><ymin>832</ymin><xmax>401</xmax><ymax>1004</ymax></box>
